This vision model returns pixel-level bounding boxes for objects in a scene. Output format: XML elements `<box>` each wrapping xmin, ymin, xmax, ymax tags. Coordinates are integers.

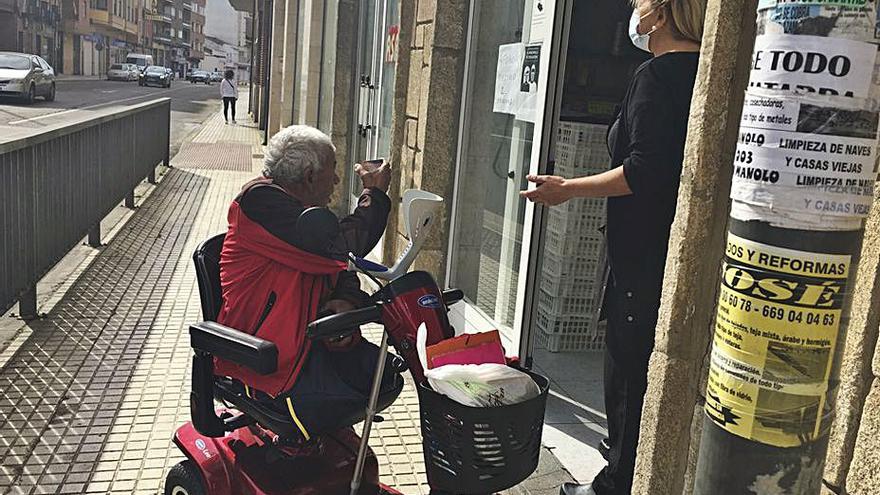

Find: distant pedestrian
<box><xmin>221</xmin><ymin>69</ymin><xmax>238</xmax><ymax>124</ymax></box>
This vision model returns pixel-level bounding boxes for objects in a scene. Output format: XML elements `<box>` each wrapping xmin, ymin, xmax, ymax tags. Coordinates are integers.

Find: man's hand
<box><xmin>519</xmin><ymin>174</ymin><xmax>572</xmax><ymax>206</ymax></box>
<box><xmin>320</xmin><ymin>299</ymin><xmax>362</xmax><ymax>352</ymax></box>
<box><xmin>356</xmin><ymin>161</ymin><xmax>392</xmax><ymax>192</ymax></box>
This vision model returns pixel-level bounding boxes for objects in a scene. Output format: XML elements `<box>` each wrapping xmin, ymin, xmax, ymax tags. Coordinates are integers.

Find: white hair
<box><xmin>263</xmin><ymin>125</ymin><xmax>336</xmax><ymax>186</ymax></box>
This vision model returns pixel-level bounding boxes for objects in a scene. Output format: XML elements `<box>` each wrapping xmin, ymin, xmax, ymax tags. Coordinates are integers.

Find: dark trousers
<box><xmin>223</xmin><ymin>97</ymin><xmax>236</xmax><ymax>121</ymax></box>
<box><xmin>245</xmin><ymin>340</ymin><xmax>399</xmax><ymax>441</ymax></box>
<box><xmin>592</xmin><ymin>284</ymin><xmax>657</xmax><ymax>495</ymax></box>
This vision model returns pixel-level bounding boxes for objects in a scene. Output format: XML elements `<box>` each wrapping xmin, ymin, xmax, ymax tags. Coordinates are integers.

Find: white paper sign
<box><xmin>749</xmin><ymin>34</ymin><xmax>878</xmax><ymax>98</ymax></box>
<box><xmin>529</xmin><ymin>0</ymin><xmax>549</xmax><ymax>43</ymax></box>
<box><xmin>493</xmin><ymin>43</ymin><xmax>525</xmax><ymax>115</ymax></box>
<box><xmin>731</xmin><ymin>92</ymin><xmax>879</xmax><ymax>221</ymax></box>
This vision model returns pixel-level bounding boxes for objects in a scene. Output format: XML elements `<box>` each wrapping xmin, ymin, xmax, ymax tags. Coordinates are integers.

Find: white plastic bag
<box><xmin>425</xmin><ymin>363</ymin><xmax>541</xmax><ymax>407</ymax></box>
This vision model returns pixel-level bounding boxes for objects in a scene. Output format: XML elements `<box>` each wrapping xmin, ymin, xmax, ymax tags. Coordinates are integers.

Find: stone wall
<box><xmin>381</xmin><ymin>0</ymin><xmax>415</xmax><ymax>264</ymax></box>
<box><xmin>326</xmin><ymin>0</ymin><xmax>359</xmax><ymax>216</ymax></box>
<box><xmin>826</xmin><ymin>190</ymin><xmax>880</xmax><ymax>494</ymax></box>
<box><xmin>384</xmin><ymin>0</ymin><xmax>468</xmax><ymax>282</ymax></box>
<box><xmin>278</xmin><ymin>0</ymin><xmax>299</xmax><ymax>129</ymax></box>
<box><xmin>266</xmin><ymin>0</ymin><xmax>287</xmax><ymax>134</ymax></box>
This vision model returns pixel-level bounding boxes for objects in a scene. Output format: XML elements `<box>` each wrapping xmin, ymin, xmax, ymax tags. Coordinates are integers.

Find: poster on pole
<box><xmin>749</xmin><ymin>34</ymin><xmax>877</xmax><ymax>99</ymax></box>
<box><xmin>730</xmin><ymin>92</ymin><xmax>879</xmax><ymax>228</ymax></box>
<box><xmin>705</xmin><ymin>233</ymin><xmax>851</xmax><ymax>447</ymax></box>
<box><xmin>758</xmin><ymin>0</ymin><xmax>868</xmax><ymax>10</ymax></box>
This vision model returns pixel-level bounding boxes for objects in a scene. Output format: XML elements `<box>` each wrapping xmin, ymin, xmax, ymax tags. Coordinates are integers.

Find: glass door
<box><xmin>350</xmin><ymin>0</ymin><xmax>400</xmax><ymax>206</ymax></box>
<box><xmin>373</xmin><ymin>0</ymin><xmax>400</xmax><ymax>160</ymax></box>
<box><xmin>525</xmin><ymin>0</ymin><xmax>650</xmax><ymax>360</ymax></box>
<box><xmin>350</xmin><ymin>0</ymin><xmax>378</xmax><ymax>198</ymax></box>
<box><xmin>447</xmin><ymin>0</ymin><xmax>564</xmax><ymax>354</ymax></box>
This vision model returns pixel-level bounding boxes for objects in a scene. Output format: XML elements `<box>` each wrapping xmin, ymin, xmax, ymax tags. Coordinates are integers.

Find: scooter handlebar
<box><xmin>442</xmin><ymin>289</ymin><xmax>463</xmax><ymax>305</ymax></box>
<box><xmin>306</xmin><ymin>305</ymin><xmax>382</xmax><ymax>340</ymax></box>
<box><xmin>306</xmin><ymin>288</ymin><xmax>461</xmax><ymax>341</ymax></box>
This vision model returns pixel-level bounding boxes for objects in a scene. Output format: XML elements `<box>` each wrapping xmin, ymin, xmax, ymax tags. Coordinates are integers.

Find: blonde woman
<box><xmin>521</xmin><ymin>1</ymin><xmax>707</xmax><ymax>493</ymax></box>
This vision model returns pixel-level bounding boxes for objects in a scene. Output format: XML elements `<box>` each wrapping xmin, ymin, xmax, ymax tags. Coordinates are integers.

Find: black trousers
<box><xmin>592</xmin><ymin>283</ymin><xmax>657</xmax><ymax>495</ymax></box>
<box><xmin>222</xmin><ymin>97</ymin><xmax>236</xmax><ymax>121</ymax></box>
<box><xmin>242</xmin><ymin>340</ymin><xmax>399</xmax><ymax>441</ymax></box>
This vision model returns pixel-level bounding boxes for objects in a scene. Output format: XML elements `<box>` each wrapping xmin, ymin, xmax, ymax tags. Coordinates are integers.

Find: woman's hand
<box><xmin>520</xmin><ymin>174</ymin><xmax>572</xmax><ymax>206</ymax></box>
<box><xmin>356</xmin><ymin>161</ymin><xmax>392</xmax><ymax>192</ymax></box>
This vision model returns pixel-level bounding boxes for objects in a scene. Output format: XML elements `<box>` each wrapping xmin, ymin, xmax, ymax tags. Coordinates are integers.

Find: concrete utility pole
<box><xmin>694</xmin><ymin>2</ymin><xmax>880</xmax><ymax>493</ymax></box>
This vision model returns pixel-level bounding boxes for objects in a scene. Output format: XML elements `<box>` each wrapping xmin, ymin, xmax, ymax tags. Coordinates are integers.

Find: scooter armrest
<box><xmin>189</xmin><ymin>321</ymin><xmax>278</xmax><ymax>375</ymax></box>
<box><xmin>307</xmin><ymin>305</ymin><xmax>382</xmax><ymax>340</ymax></box>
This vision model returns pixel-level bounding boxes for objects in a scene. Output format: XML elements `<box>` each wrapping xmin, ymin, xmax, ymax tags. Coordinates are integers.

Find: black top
<box><xmin>606</xmin><ymin>52</ymin><xmax>699</xmax><ymax>301</ymax></box>
<box><xmin>239</xmin><ymin>185</ymin><xmax>391</xmax><ymax>306</ymax></box>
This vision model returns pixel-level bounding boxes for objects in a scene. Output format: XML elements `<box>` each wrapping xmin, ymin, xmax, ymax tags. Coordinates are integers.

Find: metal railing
<box><xmin>0</xmin><ymin>98</ymin><xmax>171</xmax><ymax>319</ymax></box>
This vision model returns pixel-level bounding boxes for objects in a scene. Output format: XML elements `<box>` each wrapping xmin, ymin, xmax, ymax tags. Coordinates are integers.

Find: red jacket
<box><xmin>215</xmin><ymin>181</ymin><xmax>347</xmax><ymax>396</ymax></box>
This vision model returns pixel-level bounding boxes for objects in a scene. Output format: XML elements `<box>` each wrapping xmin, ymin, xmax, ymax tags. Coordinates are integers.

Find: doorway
<box><xmin>446</xmin><ymin>0</ymin><xmax>563</xmax><ymax>356</ymax></box>
<box><xmin>524</xmin><ymin>0</ymin><xmax>650</xmax><ymax>483</ymax></box>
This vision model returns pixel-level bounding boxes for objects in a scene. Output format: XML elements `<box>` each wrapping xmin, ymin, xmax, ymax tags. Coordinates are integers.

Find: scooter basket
<box><xmin>417</xmin><ymin>367</ymin><xmax>550</xmax><ymax>494</ymax></box>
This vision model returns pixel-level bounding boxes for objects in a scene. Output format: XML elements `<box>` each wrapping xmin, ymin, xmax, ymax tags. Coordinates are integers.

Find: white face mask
<box><xmin>629</xmin><ymin>4</ymin><xmax>661</xmax><ymax>53</ymax></box>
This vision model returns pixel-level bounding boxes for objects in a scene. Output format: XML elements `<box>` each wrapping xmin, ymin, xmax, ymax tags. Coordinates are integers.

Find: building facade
<box><xmin>0</xmin><ymin>0</ymin><xmax>63</xmax><ymax>69</ymax></box>
<box><xmin>0</xmin><ymin>0</ymin><xmax>203</xmax><ymax>76</ymax></box>
<box><xmin>201</xmin><ymin>34</ymin><xmax>235</xmax><ymax>74</ymax></box>
<box><xmin>145</xmin><ymin>0</ymin><xmax>204</xmax><ymax>76</ymax></box>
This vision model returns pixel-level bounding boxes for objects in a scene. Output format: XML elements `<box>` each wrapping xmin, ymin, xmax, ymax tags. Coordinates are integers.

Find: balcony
<box><xmin>182</xmin><ymin>2</ymin><xmax>192</xmax><ymax>11</ymax></box>
<box><xmin>147</xmin><ymin>12</ymin><xmax>173</xmax><ymax>24</ymax></box>
<box><xmin>89</xmin><ymin>8</ymin><xmax>109</xmax><ymax>25</ymax></box>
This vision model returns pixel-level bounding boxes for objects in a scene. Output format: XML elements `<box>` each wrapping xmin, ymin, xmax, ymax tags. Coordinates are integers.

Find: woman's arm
<box><xmin>519</xmin><ymin>166</ymin><xmax>632</xmax><ymax>206</ymax></box>
<box><xmin>521</xmin><ymin>66</ymin><xmax>682</xmax><ymax>207</ymax></box>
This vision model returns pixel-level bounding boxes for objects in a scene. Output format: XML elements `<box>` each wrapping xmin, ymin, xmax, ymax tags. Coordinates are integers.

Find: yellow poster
<box><xmin>705</xmin><ymin>233</ymin><xmax>850</xmax><ymax>447</ymax></box>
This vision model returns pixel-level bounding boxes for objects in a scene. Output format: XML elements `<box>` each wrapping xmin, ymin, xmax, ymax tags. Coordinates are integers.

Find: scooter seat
<box><xmin>214</xmin><ymin>373</ymin><xmax>405</xmax><ymax>442</ymax></box>
<box><xmin>215</xmin><ymin>379</ymin><xmax>303</xmax><ymax>439</ymax></box>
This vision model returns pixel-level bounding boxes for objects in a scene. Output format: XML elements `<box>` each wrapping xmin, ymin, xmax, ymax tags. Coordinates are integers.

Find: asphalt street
<box><xmin>0</xmin><ymin>77</ymin><xmax>226</xmax><ymax>156</ymax></box>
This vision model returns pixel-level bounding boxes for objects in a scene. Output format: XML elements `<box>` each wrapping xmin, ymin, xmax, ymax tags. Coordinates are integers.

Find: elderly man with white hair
<box><xmin>213</xmin><ymin>125</ymin><xmax>397</xmax><ymax>442</ymax></box>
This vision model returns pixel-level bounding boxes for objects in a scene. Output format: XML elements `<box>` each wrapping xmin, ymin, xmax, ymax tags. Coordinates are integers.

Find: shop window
<box><xmin>448</xmin><ymin>1</ymin><xmax>533</xmax><ymax>332</ymax></box>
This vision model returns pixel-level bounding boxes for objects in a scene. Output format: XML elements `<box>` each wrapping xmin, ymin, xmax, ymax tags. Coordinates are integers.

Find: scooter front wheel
<box><xmin>164</xmin><ymin>460</ymin><xmax>206</xmax><ymax>495</ymax></box>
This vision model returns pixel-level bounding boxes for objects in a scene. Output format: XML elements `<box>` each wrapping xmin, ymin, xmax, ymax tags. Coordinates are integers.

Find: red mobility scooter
<box><xmin>164</xmin><ymin>191</ymin><xmax>550</xmax><ymax>495</ymax></box>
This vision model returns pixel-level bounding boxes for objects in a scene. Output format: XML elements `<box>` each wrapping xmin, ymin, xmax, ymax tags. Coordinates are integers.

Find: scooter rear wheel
<box><xmin>164</xmin><ymin>460</ymin><xmax>206</xmax><ymax>495</ymax></box>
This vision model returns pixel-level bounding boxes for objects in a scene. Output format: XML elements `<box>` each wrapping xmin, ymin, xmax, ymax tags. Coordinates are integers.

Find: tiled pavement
<box><xmin>0</xmin><ymin>98</ymin><xmax>431</xmax><ymax>495</ymax></box>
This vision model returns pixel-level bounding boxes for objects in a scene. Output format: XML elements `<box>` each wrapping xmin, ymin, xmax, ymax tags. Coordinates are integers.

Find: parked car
<box><xmin>0</xmin><ymin>51</ymin><xmax>56</xmax><ymax>103</ymax></box>
<box><xmin>210</xmin><ymin>71</ymin><xmax>223</xmax><ymax>82</ymax></box>
<box><xmin>190</xmin><ymin>71</ymin><xmax>211</xmax><ymax>84</ymax></box>
<box><xmin>107</xmin><ymin>63</ymin><xmax>139</xmax><ymax>81</ymax></box>
<box><xmin>139</xmin><ymin>65</ymin><xmax>172</xmax><ymax>88</ymax></box>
